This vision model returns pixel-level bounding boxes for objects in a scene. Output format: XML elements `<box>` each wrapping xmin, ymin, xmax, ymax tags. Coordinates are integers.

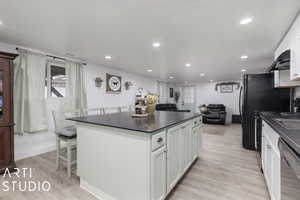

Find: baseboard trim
<box><xmin>80</xmin><ymin>179</ymin><xmax>116</xmax><ymax>200</ymax></box>
<box><xmin>15</xmin><ymin>143</ymin><xmax>56</xmax><ymax>161</ymax></box>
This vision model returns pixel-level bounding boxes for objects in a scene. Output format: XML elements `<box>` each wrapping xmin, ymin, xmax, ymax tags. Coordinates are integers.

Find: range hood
<box><xmin>268</xmin><ymin>50</ymin><xmax>300</xmax><ymax>88</ymax></box>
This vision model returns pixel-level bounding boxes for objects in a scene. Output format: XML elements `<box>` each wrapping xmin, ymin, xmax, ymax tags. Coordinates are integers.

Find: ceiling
<box><xmin>0</xmin><ymin>0</ymin><xmax>300</xmax><ymax>83</ymax></box>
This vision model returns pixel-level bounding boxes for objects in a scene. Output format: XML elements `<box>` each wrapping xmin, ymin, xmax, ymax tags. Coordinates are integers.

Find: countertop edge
<box><xmin>69</xmin><ymin>113</ymin><xmax>202</xmax><ymax>134</ymax></box>
<box><xmin>260</xmin><ymin>112</ymin><xmax>300</xmax><ymax>155</ymax></box>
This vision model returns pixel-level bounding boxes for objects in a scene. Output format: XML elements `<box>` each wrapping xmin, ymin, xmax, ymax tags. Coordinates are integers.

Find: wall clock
<box><xmin>106</xmin><ymin>73</ymin><xmax>122</xmax><ymax>93</ymax></box>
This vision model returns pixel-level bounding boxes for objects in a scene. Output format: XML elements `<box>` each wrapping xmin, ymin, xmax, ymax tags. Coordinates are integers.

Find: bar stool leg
<box><xmin>67</xmin><ymin>141</ymin><xmax>72</xmax><ymax>178</ymax></box>
<box><xmin>56</xmin><ymin>136</ymin><xmax>60</xmax><ymax>170</ymax></box>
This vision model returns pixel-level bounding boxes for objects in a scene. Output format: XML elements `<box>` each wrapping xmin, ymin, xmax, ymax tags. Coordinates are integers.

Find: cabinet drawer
<box><xmin>193</xmin><ymin>117</ymin><xmax>202</xmax><ymax>127</ymax></box>
<box><xmin>152</xmin><ymin>131</ymin><xmax>166</xmax><ymax>151</ymax></box>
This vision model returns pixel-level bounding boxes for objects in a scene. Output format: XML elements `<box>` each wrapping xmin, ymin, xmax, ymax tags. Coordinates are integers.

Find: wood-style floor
<box><xmin>167</xmin><ymin>124</ymin><xmax>269</xmax><ymax>200</ymax></box>
<box><xmin>0</xmin><ymin>124</ymin><xmax>269</xmax><ymax>200</ymax></box>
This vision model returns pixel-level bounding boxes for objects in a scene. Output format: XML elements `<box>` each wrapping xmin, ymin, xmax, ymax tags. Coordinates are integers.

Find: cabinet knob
<box><xmin>157</xmin><ymin>137</ymin><xmax>163</xmax><ymax>143</ymax></box>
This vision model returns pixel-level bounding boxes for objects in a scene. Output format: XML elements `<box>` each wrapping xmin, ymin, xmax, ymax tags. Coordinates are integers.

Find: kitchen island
<box><xmin>69</xmin><ymin>111</ymin><xmax>202</xmax><ymax>200</ymax></box>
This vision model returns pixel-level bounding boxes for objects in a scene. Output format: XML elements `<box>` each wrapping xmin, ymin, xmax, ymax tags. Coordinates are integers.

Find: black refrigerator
<box><xmin>239</xmin><ymin>73</ymin><xmax>290</xmax><ymax>150</ymax></box>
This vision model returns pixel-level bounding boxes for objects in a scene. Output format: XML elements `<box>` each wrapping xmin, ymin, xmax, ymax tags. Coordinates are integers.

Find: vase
<box><xmin>147</xmin><ymin>104</ymin><xmax>156</xmax><ymax>115</ymax></box>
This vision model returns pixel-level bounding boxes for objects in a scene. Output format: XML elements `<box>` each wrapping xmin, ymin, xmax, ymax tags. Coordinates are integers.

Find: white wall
<box><xmin>84</xmin><ymin>63</ymin><xmax>157</xmax><ymax>108</ymax></box>
<box><xmin>0</xmin><ymin>41</ymin><xmax>158</xmax><ymax>160</ymax></box>
<box><xmin>196</xmin><ymin>82</ymin><xmax>240</xmax><ymax>123</ymax></box>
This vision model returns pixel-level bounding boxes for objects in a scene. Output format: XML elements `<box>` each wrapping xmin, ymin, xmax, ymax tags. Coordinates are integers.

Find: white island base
<box><xmin>76</xmin><ymin>116</ymin><xmax>202</xmax><ymax>200</ymax></box>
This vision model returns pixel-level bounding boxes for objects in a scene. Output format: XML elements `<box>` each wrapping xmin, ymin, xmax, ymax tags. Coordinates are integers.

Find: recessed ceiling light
<box><xmin>105</xmin><ymin>55</ymin><xmax>112</xmax><ymax>60</ymax></box>
<box><xmin>0</xmin><ymin>20</ymin><xmax>3</xmax><ymax>25</ymax></box>
<box><xmin>240</xmin><ymin>17</ymin><xmax>253</xmax><ymax>25</ymax></box>
<box><xmin>152</xmin><ymin>42</ymin><xmax>161</xmax><ymax>48</ymax></box>
<box><xmin>147</xmin><ymin>69</ymin><xmax>153</xmax><ymax>72</ymax></box>
<box><xmin>240</xmin><ymin>55</ymin><xmax>248</xmax><ymax>60</ymax></box>
<box><xmin>241</xmin><ymin>69</ymin><xmax>247</xmax><ymax>72</ymax></box>
<box><xmin>185</xmin><ymin>63</ymin><xmax>191</xmax><ymax>67</ymax></box>
<box><xmin>200</xmin><ymin>73</ymin><xmax>205</xmax><ymax>77</ymax></box>
<box><xmin>169</xmin><ymin>76</ymin><xmax>174</xmax><ymax>79</ymax></box>
<box><xmin>210</xmin><ymin>80</ymin><xmax>214</xmax><ymax>82</ymax></box>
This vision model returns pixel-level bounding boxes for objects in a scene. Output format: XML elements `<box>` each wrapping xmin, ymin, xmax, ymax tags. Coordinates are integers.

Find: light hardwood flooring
<box><xmin>167</xmin><ymin>124</ymin><xmax>269</xmax><ymax>200</ymax></box>
<box><xmin>0</xmin><ymin>124</ymin><xmax>269</xmax><ymax>200</ymax></box>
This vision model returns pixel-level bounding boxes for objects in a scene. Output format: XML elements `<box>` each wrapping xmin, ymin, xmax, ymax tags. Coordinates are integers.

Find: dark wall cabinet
<box><xmin>0</xmin><ymin>52</ymin><xmax>18</xmax><ymax>174</ymax></box>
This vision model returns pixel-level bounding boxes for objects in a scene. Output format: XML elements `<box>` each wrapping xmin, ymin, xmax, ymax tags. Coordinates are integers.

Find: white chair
<box><xmin>119</xmin><ymin>105</ymin><xmax>134</xmax><ymax>112</ymax></box>
<box><xmin>52</xmin><ymin>110</ymin><xmax>80</xmax><ymax>178</ymax></box>
<box><xmin>80</xmin><ymin>108</ymin><xmax>104</xmax><ymax>116</ymax></box>
<box><xmin>103</xmin><ymin>107</ymin><xmax>121</xmax><ymax>114</ymax></box>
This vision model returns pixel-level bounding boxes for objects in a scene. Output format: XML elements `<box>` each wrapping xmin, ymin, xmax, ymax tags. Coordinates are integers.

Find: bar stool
<box><xmin>103</xmin><ymin>107</ymin><xmax>121</xmax><ymax>114</ymax></box>
<box><xmin>52</xmin><ymin>110</ymin><xmax>80</xmax><ymax>178</ymax></box>
<box><xmin>80</xmin><ymin>108</ymin><xmax>104</xmax><ymax>116</ymax></box>
<box><xmin>119</xmin><ymin>105</ymin><xmax>134</xmax><ymax>112</ymax></box>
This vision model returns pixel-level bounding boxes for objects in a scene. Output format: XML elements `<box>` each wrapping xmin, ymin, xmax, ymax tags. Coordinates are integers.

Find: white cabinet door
<box><xmin>266</xmin><ymin>140</ymin><xmax>273</xmax><ymax>190</ymax></box>
<box><xmin>291</xmin><ymin>36</ymin><xmax>300</xmax><ymax>80</ymax></box>
<box><xmin>192</xmin><ymin>127</ymin><xmax>199</xmax><ymax>160</ymax></box>
<box><xmin>178</xmin><ymin>122</ymin><xmax>193</xmax><ymax>174</ymax></box>
<box><xmin>167</xmin><ymin>121</ymin><xmax>196</xmax><ymax>194</ymax></box>
<box><xmin>261</xmin><ymin>135</ymin><xmax>267</xmax><ymax>173</ymax></box>
<box><xmin>184</xmin><ymin>123</ymin><xmax>193</xmax><ymax>168</ymax></box>
<box><xmin>180</xmin><ymin>125</ymin><xmax>188</xmax><ymax>173</ymax></box>
<box><xmin>151</xmin><ymin>146</ymin><xmax>167</xmax><ymax>200</ymax></box>
<box><xmin>167</xmin><ymin>126</ymin><xmax>182</xmax><ymax>192</ymax></box>
<box><xmin>199</xmin><ymin>124</ymin><xmax>203</xmax><ymax>151</ymax></box>
<box><xmin>272</xmin><ymin>151</ymin><xmax>281</xmax><ymax>200</ymax></box>
<box><xmin>262</xmin><ymin>121</ymin><xmax>281</xmax><ymax>200</ymax></box>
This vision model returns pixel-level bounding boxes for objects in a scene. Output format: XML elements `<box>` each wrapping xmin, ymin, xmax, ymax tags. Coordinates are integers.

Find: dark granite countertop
<box><xmin>68</xmin><ymin>111</ymin><xmax>201</xmax><ymax>133</ymax></box>
<box><xmin>260</xmin><ymin>112</ymin><xmax>300</xmax><ymax>155</ymax></box>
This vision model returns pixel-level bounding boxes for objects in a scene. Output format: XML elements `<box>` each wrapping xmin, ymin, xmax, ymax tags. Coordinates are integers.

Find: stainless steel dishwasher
<box><xmin>278</xmin><ymin>138</ymin><xmax>300</xmax><ymax>200</ymax></box>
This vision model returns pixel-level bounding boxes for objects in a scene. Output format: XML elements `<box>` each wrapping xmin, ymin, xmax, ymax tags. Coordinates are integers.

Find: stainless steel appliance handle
<box><xmin>279</xmin><ymin>139</ymin><xmax>300</xmax><ymax>180</ymax></box>
<box><xmin>239</xmin><ymin>85</ymin><xmax>243</xmax><ymax>119</ymax></box>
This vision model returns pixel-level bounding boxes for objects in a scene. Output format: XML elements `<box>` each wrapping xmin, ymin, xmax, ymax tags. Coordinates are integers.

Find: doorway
<box><xmin>181</xmin><ymin>85</ymin><xmax>196</xmax><ymax>112</ymax></box>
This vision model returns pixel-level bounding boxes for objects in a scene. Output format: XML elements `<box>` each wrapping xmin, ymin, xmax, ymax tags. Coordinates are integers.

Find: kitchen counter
<box><xmin>69</xmin><ymin>111</ymin><xmax>201</xmax><ymax>133</ymax></box>
<box><xmin>260</xmin><ymin>112</ymin><xmax>300</xmax><ymax>155</ymax></box>
<box><xmin>69</xmin><ymin>111</ymin><xmax>203</xmax><ymax>200</ymax></box>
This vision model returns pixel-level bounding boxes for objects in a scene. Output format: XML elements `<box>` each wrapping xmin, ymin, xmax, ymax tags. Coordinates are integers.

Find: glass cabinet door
<box><xmin>0</xmin><ymin>58</ymin><xmax>11</xmax><ymax>125</ymax></box>
<box><xmin>0</xmin><ymin>71</ymin><xmax>3</xmax><ymax>120</ymax></box>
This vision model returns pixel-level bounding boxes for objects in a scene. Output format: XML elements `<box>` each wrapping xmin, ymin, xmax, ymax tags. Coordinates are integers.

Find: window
<box><xmin>45</xmin><ymin>63</ymin><xmax>67</xmax><ymax>98</ymax></box>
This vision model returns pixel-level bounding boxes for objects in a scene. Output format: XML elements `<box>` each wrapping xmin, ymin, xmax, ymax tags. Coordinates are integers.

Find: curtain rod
<box><xmin>15</xmin><ymin>47</ymin><xmax>87</xmax><ymax>66</ymax></box>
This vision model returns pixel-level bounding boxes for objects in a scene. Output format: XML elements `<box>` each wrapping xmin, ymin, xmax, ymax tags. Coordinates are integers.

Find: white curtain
<box><xmin>14</xmin><ymin>49</ymin><xmax>47</xmax><ymax>133</ymax></box>
<box><xmin>65</xmin><ymin>62</ymin><xmax>87</xmax><ymax>111</ymax></box>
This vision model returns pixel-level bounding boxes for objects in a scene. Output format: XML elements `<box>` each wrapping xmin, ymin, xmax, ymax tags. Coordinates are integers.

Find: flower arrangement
<box><xmin>145</xmin><ymin>93</ymin><xmax>159</xmax><ymax>115</ymax></box>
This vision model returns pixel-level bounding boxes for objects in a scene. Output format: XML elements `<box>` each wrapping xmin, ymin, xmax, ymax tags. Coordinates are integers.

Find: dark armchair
<box><xmin>202</xmin><ymin>104</ymin><xmax>226</xmax><ymax>125</ymax></box>
<box><xmin>155</xmin><ymin>103</ymin><xmax>190</xmax><ymax>112</ymax></box>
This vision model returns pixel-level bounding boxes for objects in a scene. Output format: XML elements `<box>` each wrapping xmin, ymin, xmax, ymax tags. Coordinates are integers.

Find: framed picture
<box><xmin>106</xmin><ymin>73</ymin><xmax>122</xmax><ymax>93</ymax></box>
<box><xmin>170</xmin><ymin>88</ymin><xmax>174</xmax><ymax>98</ymax></box>
<box><xmin>220</xmin><ymin>85</ymin><xmax>233</xmax><ymax>93</ymax></box>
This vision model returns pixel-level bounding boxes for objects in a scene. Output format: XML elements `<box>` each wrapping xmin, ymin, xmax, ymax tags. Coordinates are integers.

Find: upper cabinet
<box><xmin>275</xmin><ymin>30</ymin><xmax>292</xmax><ymax>59</ymax></box>
<box><xmin>275</xmin><ymin>14</ymin><xmax>300</xmax><ymax>80</ymax></box>
<box><xmin>290</xmin><ymin>16</ymin><xmax>300</xmax><ymax>80</ymax></box>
